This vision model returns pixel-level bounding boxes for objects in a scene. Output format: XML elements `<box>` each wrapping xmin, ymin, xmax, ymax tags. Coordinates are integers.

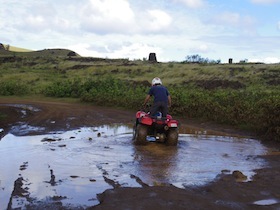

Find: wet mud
<box><xmin>0</xmin><ymin>98</ymin><xmax>280</xmax><ymax>210</ymax></box>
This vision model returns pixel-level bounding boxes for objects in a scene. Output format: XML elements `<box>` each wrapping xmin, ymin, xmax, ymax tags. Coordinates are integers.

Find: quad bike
<box><xmin>133</xmin><ymin>108</ymin><xmax>179</xmax><ymax>146</ymax></box>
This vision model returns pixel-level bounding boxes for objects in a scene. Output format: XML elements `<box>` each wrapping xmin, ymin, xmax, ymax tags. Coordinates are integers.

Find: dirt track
<box><xmin>0</xmin><ymin>98</ymin><xmax>280</xmax><ymax>210</ymax></box>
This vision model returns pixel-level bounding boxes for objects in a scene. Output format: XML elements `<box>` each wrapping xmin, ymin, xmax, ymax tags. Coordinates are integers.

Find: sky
<box><xmin>1</xmin><ymin>0</ymin><xmax>280</xmax><ymax>63</ymax></box>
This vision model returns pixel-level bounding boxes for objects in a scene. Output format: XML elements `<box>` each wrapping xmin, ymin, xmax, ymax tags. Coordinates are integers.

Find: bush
<box><xmin>0</xmin><ymin>80</ymin><xmax>29</xmax><ymax>95</ymax></box>
<box><xmin>42</xmin><ymin>78</ymin><xmax>83</xmax><ymax>97</ymax></box>
<box><xmin>80</xmin><ymin>77</ymin><xmax>146</xmax><ymax>108</ymax></box>
<box><xmin>43</xmin><ymin>76</ymin><xmax>147</xmax><ymax>108</ymax></box>
<box><xmin>254</xmin><ymin>95</ymin><xmax>280</xmax><ymax>141</ymax></box>
<box><xmin>170</xmin><ymin>87</ymin><xmax>279</xmax><ymax>141</ymax></box>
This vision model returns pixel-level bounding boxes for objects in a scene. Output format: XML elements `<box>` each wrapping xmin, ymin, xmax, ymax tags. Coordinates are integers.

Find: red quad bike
<box><xmin>133</xmin><ymin>109</ymin><xmax>179</xmax><ymax>146</ymax></box>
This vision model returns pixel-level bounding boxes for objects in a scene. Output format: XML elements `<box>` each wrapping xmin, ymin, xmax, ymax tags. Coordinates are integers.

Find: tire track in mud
<box><xmin>97</xmin><ymin>162</ymin><xmax>149</xmax><ymax>189</ymax></box>
<box><xmin>130</xmin><ymin>174</ymin><xmax>149</xmax><ymax>187</ymax></box>
<box><xmin>97</xmin><ymin>163</ymin><xmax>121</xmax><ymax>188</ymax></box>
<box><xmin>7</xmin><ymin>162</ymin><xmax>68</xmax><ymax>209</ymax></box>
<box><xmin>7</xmin><ymin>162</ymin><xmax>30</xmax><ymax>210</ymax></box>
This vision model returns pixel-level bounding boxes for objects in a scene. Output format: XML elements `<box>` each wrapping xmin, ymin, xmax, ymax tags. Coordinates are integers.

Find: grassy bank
<box><xmin>0</xmin><ymin>55</ymin><xmax>279</xmax><ymax>141</ymax></box>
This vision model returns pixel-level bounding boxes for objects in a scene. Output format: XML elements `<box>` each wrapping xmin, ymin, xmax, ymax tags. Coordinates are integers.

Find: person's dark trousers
<box><xmin>150</xmin><ymin>101</ymin><xmax>168</xmax><ymax>117</ymax></box>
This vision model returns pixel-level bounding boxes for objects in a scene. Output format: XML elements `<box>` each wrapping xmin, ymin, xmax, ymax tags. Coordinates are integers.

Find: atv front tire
<box><xmin>166</xmin><ymin>128</ymin><xmax>178</xmax><ymax>146</ymax></box>
<box><xmin>134</xmin><ymin>124</ymin><xmax>148</xmax><ymax>145</ymax></box>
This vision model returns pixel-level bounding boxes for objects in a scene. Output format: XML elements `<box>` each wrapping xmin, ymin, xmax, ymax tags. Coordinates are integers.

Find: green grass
<box><xmin>0</xmin><ymin>53</ymin><xmax>279</xmax><ymax>142</ymax></box>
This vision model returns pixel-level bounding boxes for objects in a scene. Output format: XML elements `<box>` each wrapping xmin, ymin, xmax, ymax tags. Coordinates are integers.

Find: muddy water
<box><xmin>0</xmin><ymin>124</ymin><xmax>268</xmax><ymax>209</ymax></box>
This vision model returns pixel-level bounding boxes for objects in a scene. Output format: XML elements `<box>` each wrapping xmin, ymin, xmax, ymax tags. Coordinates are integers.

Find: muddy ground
<box><xmin>0</xmin><ymin>98</ymin><xmax>280</xmax><ymax>210</ymax></box>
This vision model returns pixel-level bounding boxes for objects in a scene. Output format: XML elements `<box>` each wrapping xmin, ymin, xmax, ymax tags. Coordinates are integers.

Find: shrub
<box><xmin>254</xmin><ymin>94</ymin><xmax>280</xmax><ymax>141</ymax></box>
<box><xmin>0</xmin><ymin>80</ymin><xmax>29</xmax><ymax>95</ymax></box>
<box><xmin>42</xmin><ymin>78</ymin><xmax>83</xmax><ymax>97</ymax></box>
<box><xmin>80</xmin><ymin>77</ymin><xmax>146</xmax><ymax>108</ymax></box>
<box><xmin>170</xmin><ymin>87</ymin><xmax>279</xmax><ymax>141</ymax></box>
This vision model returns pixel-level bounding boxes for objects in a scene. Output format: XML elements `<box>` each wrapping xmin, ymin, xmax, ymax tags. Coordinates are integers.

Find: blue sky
<box><xmin>1</xmin><ymin>0</ymin><xmax>280</xmax><ymax>63</ymax></box>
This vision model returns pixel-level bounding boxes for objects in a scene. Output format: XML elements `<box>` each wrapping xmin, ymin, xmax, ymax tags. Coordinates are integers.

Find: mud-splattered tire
<box><xmin>134</xmin><ymin>124</ymin><xmax>148</xmax><ymax>145</ymax></box>
<box><xmin>132</xmin><ymin>119</ymin><xmax>138</xmax><ymax>140</ymax></box>
<box><xmin>166</xmin><ymin>128</ymin><xmax>178</xmax><ymax>146</ymax></box>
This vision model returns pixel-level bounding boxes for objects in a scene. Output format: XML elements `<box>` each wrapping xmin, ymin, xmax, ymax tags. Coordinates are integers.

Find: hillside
<box><xmin>0</xmin><ymin>43</ymin><xmax>32</xmax><ymax>52</ymax></box>
<box><xmin>0</xmin><ymin>43</ymin><xmax>80</xmax><ymax>57</ymax></box>
<box><xmin>0</xmin><ymin>48</ymin><xmax>80</xmax><ymax>57</ymax></box>
<box><xmin>6</xmin><ymin>45</ymin><xmax>32</xmax><ymax>52</ymax></box>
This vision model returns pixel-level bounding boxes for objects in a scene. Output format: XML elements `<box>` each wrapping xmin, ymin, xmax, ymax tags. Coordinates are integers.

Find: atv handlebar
<box><xmin>141</xmin><ymin>103</ymin><xmax>151</xmax><ymax>112</ymax></box>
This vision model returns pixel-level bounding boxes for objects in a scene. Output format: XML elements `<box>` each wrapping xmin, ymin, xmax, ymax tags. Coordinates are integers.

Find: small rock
<box><xmin>41</xmin><ymin>138</ymin><xmax>57</xmax><ymax>142</ymax></box>
<box><xmin>58</xmin><ymin>144</ymin><xmax>66</xmax><ymax>147</ymax></box>
<box><xmin>232</xmin><ymin>170</ymin><xmax>247</xmax><ymax>181</ymax></box>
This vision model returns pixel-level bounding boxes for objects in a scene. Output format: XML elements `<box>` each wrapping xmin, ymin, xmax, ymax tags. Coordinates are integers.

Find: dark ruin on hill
<box><xmin>148</xmin><ymin>53</ymin><xmax>157</xmax><ymax>62</ymax></box>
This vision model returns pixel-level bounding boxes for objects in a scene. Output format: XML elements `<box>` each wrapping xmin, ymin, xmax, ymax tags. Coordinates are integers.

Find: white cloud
<box><xmin>68</xmin><ymin>43</ymin><xmax>102</xmax><ymax>57</ymax></box>
<box><xmin>210</xmin><ymin>12</ymin><xmax>255</xmax><ymax>27</ymax></box>
<box><xmin>83</xmin><ymin>0</ymin><xmax>134</xmax><ymax>22</ymax></box>
<box><xmin>251</xmin><ymin>0</ymin><xmax>280</xmax><ymax>4</ymax></box>
<box><xmin>25</xmin><ymin>15</ymin><xmax>46</xmax><ymax>30</ymax></box>
<box><xmin>108</xmin><ymin>43</ymin><xmax>162</xmax><ymax>59</ymax></box>
<box><xmin>139</xmin><ymin>10</ymin><xmax>173</xmax><ymax>33</ymax></box>
<box><xmin>263</xmin><ymin>57</ymin><xmax>280</xmax><ymax>63</ymax></box>
<box><xmin>10</xmin><ymin>2</ymin><xmax>74</xmax><ymax>33</ymax></box>
<box><xmin>206</xmin><ymin>11</ymin><xmax>257</xmax><ymax>36</ymax></box>
<box><xmin>70</xmin><ymin>42</ymin><xmax>162</xmax><ymax>60</ymax></box>
<box><xmin>278</xmin><ymin>21</ymin><xmax>280</xmax><ymax>30</ymax></box>
<box><xmin>190</xmin><ymin>44</ymin><xmax>211</xmax><ymax>53</ymax></box>
<box><xmin>20</xmin><ymin>14</ymin><xmax>72</xmax><ymax>33</ymax></box>
<box><xmin>79</xmin><ymin>0</ymin><xmax>173</xmax><ymax>34</ymax></box>
<box><xmin>80</xmin><ymin>0</ymin><xmax>135</xmax><ymax>34</ymax></box>
<box><xmin>249</xmin><ymin>57</ymin><xmax>280</xmax><ymax>63</ymax></box>
<box><xmin>217</xmin><ymin>12</ymin><xmax>240</xmax><ymax>26</ymax></box>
<box><xmin>174</xmin><ymin>0</ymin><xmax>206</xmax><ymax>8</ymax></box>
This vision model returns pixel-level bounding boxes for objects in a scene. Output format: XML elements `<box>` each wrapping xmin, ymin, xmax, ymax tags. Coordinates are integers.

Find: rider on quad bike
<box><xmin>133</xmin><ymin>77</ymin><xmax>179</xmax><ymax>146</ymax></box>
<box><xmin>143</xmin><ymin>77</ymin><xmax>171</xmax><ymax>117</ymax></box>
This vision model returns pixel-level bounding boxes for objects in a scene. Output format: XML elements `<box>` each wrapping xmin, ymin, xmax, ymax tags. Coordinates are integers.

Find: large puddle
<box><xmin>0</xmin><ymin>123</ymin><xmax>269</xmax><ymax>209</ymax></box>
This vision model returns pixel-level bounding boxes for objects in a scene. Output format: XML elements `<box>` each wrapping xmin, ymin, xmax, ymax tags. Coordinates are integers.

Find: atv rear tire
<box><xmin>132</xmin><ymin>119</ymin><xmax>139</xmax><ymax>140</ymax></box>
<box><xmin>166</xmin><ymin>128</ymin><xmax>178</xmax><ymax>146</ymax></box>
<box><xmin>134</xmin><ymin>124</ymin><xmax>148</xmax><ymax>145</ymax></box>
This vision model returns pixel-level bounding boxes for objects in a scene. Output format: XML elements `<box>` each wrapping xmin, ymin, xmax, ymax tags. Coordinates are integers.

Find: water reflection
<box><xmin>133</xmin><ymin>133</ymin><xmax>267</xmax><ymax>188</ymax></box>
<box><xmin>133</xmin><ymin>143</ymin><xmax>178</xmax><ymax>186</ymax></box>
<box><xmin>253</xmin><ymin>198</ymin><xmax>279</xmax><ymax>206</ymax></box>
<box><xmin>0</xmin><ymin>123</ymin><xmax>269</xmax><ymax>209</ymax></box>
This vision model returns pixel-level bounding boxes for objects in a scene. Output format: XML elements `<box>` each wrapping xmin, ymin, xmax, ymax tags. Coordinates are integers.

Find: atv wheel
<box><xmin>134</xmin><ymin>124</ymin><xmax>148</xmax><ymax>145</ymax></box>
<box><xmin>132</xmin><ymin>119</ymin><xmax>139</xmax><ymax>140</ymax></box>
<box><xmin>166</xmin><ymin>128</ymin><xmax>178</xmax><ymax>146</ymax></box>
